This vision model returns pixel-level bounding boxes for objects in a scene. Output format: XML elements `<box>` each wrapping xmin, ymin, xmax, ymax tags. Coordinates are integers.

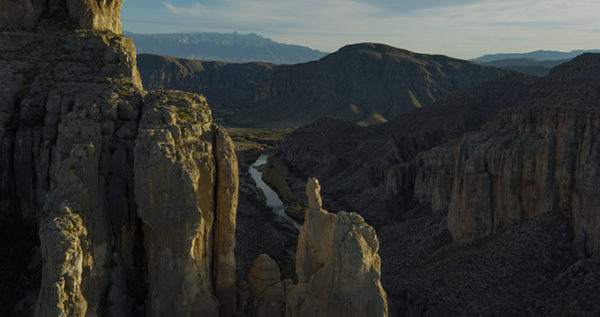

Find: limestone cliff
<box><xmin>134</xmin><ymin>91</ymin><xmax>238</xmax><ymax>316</ymax></box>
<box><xmin>416</xmin><ymin>106</ymin><xmax>600</xmax><ymax>256</ymax></box>
<box><xmin>0</xmin><ymin>2</ymin><xmax>238</xmax><ymax>316</ymax></box>
<box><xmin>0</xmin><ymin>0</ymin><xmax>123</xmax><ymax>34</ymax></box>
<box><xmin>285</xmin><ymin>178</ymin><xmax>388</xmax><ymax>317</ymax></box>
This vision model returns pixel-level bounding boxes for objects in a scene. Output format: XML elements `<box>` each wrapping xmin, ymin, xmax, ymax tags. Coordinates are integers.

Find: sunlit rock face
<box><xmin>286</xmin><ymin>178</ymin><xmax>389</xmax><ymax>317</ymax></box>
<box><xmin>0</xmin><ymin>1</ymin><xmax>239</xmax><ymax>315</ymax></box>
<box><xmin>0</xmin><ymin>0</ymin><xmax>123</xmax><ymax>34</ymax></box>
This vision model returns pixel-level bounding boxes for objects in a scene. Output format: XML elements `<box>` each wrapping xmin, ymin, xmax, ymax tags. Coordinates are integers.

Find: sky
<box><xmin>121</xmin><ymin>0</ymin><xmax>600</xmax><ymax>59</ymax></box>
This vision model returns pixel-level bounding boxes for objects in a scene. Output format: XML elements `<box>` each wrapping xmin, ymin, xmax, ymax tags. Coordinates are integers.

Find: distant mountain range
<box><xmin>472</xmin><ymin>49</ymin><xmax>600</xmax><ymax>63</ymax></box>
<box><xmin>478</xmin><ymin>58</ymin><xmax>569</xmax><ymax>76</ymax></box>
<box><xmin>137</xmin><ymin>43</ymin><xmax>511</xmax><ymax>127</ymax></box>
<box><xmin>472</xmin><ymin>50</ymin><xmax>600</xmax><ymax>76</ymax></box>
<box><xmin>125</xmin><ymin>31</ymin><xmax>328</xmax><ymax>64</ymax></box>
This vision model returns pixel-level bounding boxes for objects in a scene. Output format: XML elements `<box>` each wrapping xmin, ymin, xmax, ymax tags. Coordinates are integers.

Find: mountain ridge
<box><xmin>472</xmin><ymin>49</ymin><xmax>600</xmax><ymax>63</ymax></box>
<box><xmin>136</xmin><ymin>42</ymin><xmax>512</xmax><ymax>128</ymax></box>
<box><xmin>125</xmin><ymin>31</ymin><xmax>328</xmax><ymax>64</ymax></box>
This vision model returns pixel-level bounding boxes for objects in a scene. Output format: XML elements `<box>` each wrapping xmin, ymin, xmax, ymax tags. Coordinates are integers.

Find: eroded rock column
<box><xmin>285</xmin><ymin>177</ymin><xmax>388</xmax><ymax>317</ymax></box>
<box><xmin>134</xmin><ymin>91</ymin><xmax>238</xmax><ymax>317</ymax></box>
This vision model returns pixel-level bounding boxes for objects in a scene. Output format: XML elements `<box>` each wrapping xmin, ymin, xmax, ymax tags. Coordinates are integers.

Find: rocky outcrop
<box><xmin>1</xmin><ymin>4</ymin><xmax>238</xmax><ymax>315</ymax></box>
<box><xmin>0</xmin><ymin>0</ymin><xmax>123</xmax><ymax>34</ymax></box>
<box><xmin>247</xmin><ymin>254</ymin><xmax>292</xmax><ymax>317</ymax></box>
<box><xmin>134</xmin><ymin>91</ymin><xmax>238</xmax><ymax>316</ymax></box>
<box><xmin>416</xmin><ymin>106</ymin><xmax>600</xmax><ymax>256</ymax></box>
<box><xmin>36</xmin><ymin>202</ymin><xmax>88</xmax><ymax>317</ymax></box>
<box><xmin>286</xmin><ymin>178</ymin><xmax>388</xmax><ymax>317</ymax></box>
<box><xmin>66</xmin><ymin>0</ymin><xmax>123</xmax><ymax>34</ymax></box>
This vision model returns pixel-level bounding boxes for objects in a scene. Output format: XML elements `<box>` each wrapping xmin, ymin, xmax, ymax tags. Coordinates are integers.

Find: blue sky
<box><xmin>121</xmin><ymin>0</ymin><xmax>600</xmax><ymax>59</ymax></box>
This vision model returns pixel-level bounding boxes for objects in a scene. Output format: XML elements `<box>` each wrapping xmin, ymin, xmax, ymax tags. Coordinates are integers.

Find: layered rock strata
<box><xmin>1</xmin><ymin>3</ymin><xmax>237</xmax><ymax>316</ymax></box>
<box><xmin>416</xmin><ymin>106</ymin><xmax>600</xmax><ymax>255</ymax></box>
<box><xmin>285</xmin><ymin>178</ymin><xmax>388</xmax><ymax>317</ymax></box>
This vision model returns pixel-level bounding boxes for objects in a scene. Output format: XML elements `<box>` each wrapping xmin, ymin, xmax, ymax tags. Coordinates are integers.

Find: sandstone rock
<box><xmin>286</xmin><ymin>177</ymin><xmax>388</xmax><ymax>317</ymax></box>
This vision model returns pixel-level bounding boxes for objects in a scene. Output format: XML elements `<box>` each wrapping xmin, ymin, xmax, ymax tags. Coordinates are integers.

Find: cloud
<box><xmin>158</xmin><ymin>0</ymin><xmax>600</xmax><ymax>58</ymax></box>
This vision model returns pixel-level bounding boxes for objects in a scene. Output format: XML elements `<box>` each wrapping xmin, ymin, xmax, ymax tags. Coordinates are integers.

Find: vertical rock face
<box><xmin>134</xmin><ymin>91</ymin><xmax>239</xmax><ymax>316</ymax></box>
<box><xmin>0</xmin><ymin>0</ymin><xmax>123</xmax><ymax>34</ymax></box>
<box><xmin>416</xmin><ymin>107</ymin><xmax>600</xmax><ymax>255</ymax></box>
<box><xmin>286</xmin><ymin>178</ymin><xmax>388</xmax><ymax>317</ymax></box>
<box><xmin>66</xmin><ymin>0</ymin><xmax>123</xmax><ymax>34</ymax></box>
<box><xmin>1</xmin><ymin>5</ymin><xmax>238</xmax><ymax>316</ymax></box>
<box><xmin>134</xmin><ymin>92</ymin><xmax>216</xmax><ymax>316</ymax></box>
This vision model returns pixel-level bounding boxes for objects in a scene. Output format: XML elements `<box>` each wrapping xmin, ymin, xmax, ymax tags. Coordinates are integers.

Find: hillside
<box><xmin>138</xmin><ymin>43</ymin><xmax>511</xmax><ymax>128</ymax></box>
<box><xmin>137</xmin><ymin>54</ymin><xmax>274</xmax><ymax>123</ymax></box>
<box><xmin>229</xmin><ymin>43</ymin><xmax>511</xmax><ymax>127</ymax></box>
<box><xmin>126</xmin><ymin>31</ymin><xmax>327</xmax><ymax>64</ymax></box>
<box><xmin>276</xmin><ymin>54</ymin><xmax>600</xmax><ymax>314</ymax></box>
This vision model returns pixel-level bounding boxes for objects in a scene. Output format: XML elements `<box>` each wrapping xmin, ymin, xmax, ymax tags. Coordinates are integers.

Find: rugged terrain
<box><xmin>277</xmin><ymin>54</ymin><xmax>600</xmax><ymax>315</ymax></box>
<box><xmin>137</xmin><ymin>54</ymin><xmax>274</xmax><ymax>124</ymax></box>
<box><xmin>0</xmin><ymin>1</ymin><xmax>240</xmax><ymax>316</ymax></box>
<box><xmin>138</xmin><ymin>43</ymin><xmax>512</xmax><ymax>128</ymax></box>
<box><xmin>1</xmin><ymin>1</ymin><xmax>391</xmax><ymax>316</ymax></box>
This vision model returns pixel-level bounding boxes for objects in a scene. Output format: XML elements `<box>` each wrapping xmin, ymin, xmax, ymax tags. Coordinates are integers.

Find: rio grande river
<box><xmin>249</xmin><ymin>154</ymin><xmax>302</xmax><ymax>230</ymax></box>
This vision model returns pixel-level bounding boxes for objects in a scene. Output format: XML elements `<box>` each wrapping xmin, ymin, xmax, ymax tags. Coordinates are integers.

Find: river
<box><xmin>249</xmin><ymin>154</ymin><xmax>302</xmax><ymax>230</ymax></box>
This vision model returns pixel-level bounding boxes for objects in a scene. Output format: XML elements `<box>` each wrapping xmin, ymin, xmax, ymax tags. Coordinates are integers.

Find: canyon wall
<box><xmin>416</xmin><ymin>106</ymin><xmax>600</xmax><ymax>256</ymax></box>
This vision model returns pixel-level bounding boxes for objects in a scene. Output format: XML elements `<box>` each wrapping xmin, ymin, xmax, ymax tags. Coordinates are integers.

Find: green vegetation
<box><xmin>226</xmin><ymin>127</ymin><xmax>292</xmax><ymax>152</ymax></box>
<box><xmin>261</xmin><ymin>156</ymin><xmax>294</xmax><ymax>203</ymax></box>
<box><xmin>178</xmin><ymin>111</ymin><xmax>191</xmax><ymax>121</ymax></box>
<box><xmin>236</xmin><ymin>148</ymin><xmax>261</xmax><ymax>169</ymax></box>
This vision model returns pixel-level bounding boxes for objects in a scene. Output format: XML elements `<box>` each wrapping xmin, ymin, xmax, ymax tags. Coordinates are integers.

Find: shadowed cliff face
<box><xmin>415</xmin><ymin>54</ymin><xmax>600</xmax><ymax>255</ymax></box>
<box><xmin>0</xmin><ymin>3</ymin><xmax>238</xmax><ymax>316</ymax></box>
<box><xmin>417</xmin><ymin>106</ymin><xmax>600</xmax><ymax>255</ymax></box>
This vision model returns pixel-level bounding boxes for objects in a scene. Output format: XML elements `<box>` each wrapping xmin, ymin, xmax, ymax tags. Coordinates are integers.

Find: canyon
<box><xmin>277</xmin><ymin>54</ymin><xmax>600</xmax><ymax>314</ymax></box>
<box><xmin>2</xmin><ymin>0</ymin><xmax>600</xmax><ymax>316</ymax></box>
<box><xmin>0</xmin><ymin>1</ymin><xmax>388</xmax><ymax>316</ymax></box>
